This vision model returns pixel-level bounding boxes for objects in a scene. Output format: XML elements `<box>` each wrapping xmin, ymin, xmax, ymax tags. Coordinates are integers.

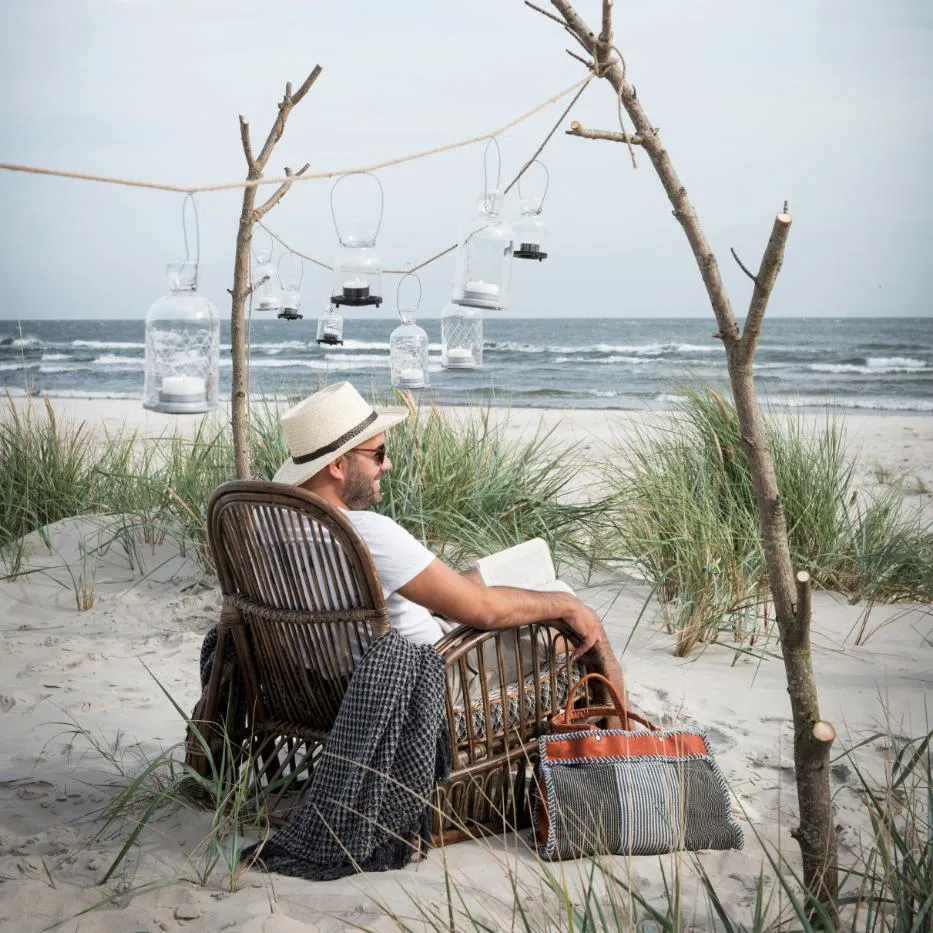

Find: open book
<box><xmin>475</xmin><ymin>538</ymin><xmax>573</xmax><ymax>593</ymax></box>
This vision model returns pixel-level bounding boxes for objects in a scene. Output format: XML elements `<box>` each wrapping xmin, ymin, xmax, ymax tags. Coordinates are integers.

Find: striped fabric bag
<box><xmin>535</xmin><ymin>673</ymin><xmax>744</xmax><ymax>860</ymax></box>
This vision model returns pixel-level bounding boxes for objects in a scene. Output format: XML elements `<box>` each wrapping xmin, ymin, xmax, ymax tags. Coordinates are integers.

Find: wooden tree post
<box><xmin>229</xmin><ymin>66</ymin><xmax>322</xmax><ymax>479</ymax></box>
<box><xmin>528</xmin><ymin>0</ymin><xmax>838</xmax><ymax>920</ymax></box>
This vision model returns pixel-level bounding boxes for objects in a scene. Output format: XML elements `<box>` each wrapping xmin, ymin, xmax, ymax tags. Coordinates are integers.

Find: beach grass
<box><xmin>603</xmin><ymin>388</ymin><xmax>933</xmax><ymax>654</ymax></box>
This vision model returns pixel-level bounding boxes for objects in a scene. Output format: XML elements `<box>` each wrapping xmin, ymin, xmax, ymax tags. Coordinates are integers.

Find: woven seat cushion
<box><xmin>450</xmin><ymin>662</ymin><xmax>579</xmax><ymax>744</ymax></box>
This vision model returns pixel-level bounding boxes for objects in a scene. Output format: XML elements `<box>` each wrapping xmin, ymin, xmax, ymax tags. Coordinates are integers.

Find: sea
<box><xmin>1</xmin><ymin>317</ymin><xmax>931</xmax><ymax>412</ymax></box>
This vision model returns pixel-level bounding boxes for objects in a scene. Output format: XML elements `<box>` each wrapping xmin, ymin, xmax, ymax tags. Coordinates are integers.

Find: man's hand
<box><xmin>562</xmin><ymin>601</ymin><xmax>602</xmax><ymax>657</ymax></box>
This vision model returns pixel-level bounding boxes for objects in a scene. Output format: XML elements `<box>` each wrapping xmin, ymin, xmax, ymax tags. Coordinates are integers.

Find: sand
<box><xmin>1</xmin><ymin>398</ymin><xmax>931</xmax><ymax>932</ymax></box>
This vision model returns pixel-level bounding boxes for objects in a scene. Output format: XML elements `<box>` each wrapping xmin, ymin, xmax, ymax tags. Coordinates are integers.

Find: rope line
<box><xmin>256</xmin><ymin>76</ymin><xmax>593</xmax><ymax>277</ymax></box>
<box><xmin>0</xmin><ymin>78</ymin><xmax>588</xmax><ymax>196</ymax></box>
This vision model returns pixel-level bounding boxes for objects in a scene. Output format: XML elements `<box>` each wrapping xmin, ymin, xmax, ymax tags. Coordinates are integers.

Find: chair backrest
<box><xmin>207</xmin><ymin>480</ymin><xmax>390</xmax><ymax>733</ymax></box>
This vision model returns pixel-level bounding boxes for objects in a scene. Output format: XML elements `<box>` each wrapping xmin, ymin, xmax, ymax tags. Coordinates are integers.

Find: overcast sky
<box><xmin>1</xmin><ymin>0</ymin><xmax>931</xmax><ymax>320</ymax></box>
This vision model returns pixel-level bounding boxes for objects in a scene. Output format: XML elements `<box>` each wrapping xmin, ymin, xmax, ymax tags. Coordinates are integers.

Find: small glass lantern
<box><xmin>390</xmin><ymin>274</ymin><xmax>429</xmax><ymax>388</ymax></box>
<box><xmin>144</xmin><ymin>260</ymin><xmax>219</xmax><ymax>413</ymax></box>
<box><xmin>251</xmin><ymin>233</ymin><xmax>280</xmax><ymax>312</ymax></box>
<box><xmin>316</xmin><ymin>307</ymin><xmax>344</xmax><ymax>346</ymax></box>
<box><xmin>441</xmin><ymin>302</ymin><xmax>483</xmax><ymax>370</ymax></box>
<box><xmin>451</xmin><ymin>190</ymin><xmax>513</xmax><ymax>310</ymax></box>
<box><xmin>512</xmin><ymin>160</ymin><xmax>549</xmax><ymax>261</ymax></box>
<box><xmin>329</xmin><ymin>173</ymin><xmax>384</xmax><ymax>308</ymax></box>
<box><xmin>277</xmin><ymin>251</ymin><xmax>303</xmax><ymax>321</ymax></box>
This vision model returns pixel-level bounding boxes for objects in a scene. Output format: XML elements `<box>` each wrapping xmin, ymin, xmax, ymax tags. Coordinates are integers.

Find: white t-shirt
<box><xmin>344</xmin><ymin>510</ymin><xmax>444</xmax><ymax>646</ymax></box>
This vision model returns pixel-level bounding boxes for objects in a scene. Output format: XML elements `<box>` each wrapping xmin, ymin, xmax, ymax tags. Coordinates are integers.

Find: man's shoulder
<box><xmin>344</xmin><ymin>509</ymin><xmax>407</xmax><ymax>537</ymax></box>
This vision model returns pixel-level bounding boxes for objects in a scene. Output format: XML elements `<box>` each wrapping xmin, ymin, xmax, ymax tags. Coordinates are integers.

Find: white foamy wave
<box><xmin>809</xmin><ymin>356</ymin><xmax>930</xmax><ymax>375</ymax></box>
<box><xmin>40</xmin><ymin>353</ymin><xmax>73</xmax><ymax>361</ymax></box>
<box><xmin>491</xmin><ymin>340</ymin><xmax>720</xmax><ymax>356</ymax></box>
<box><xmin>778</xmin><ymin>395</ymin><xmax>933</xmax><ymax>412</ymax></box>
<box><xmin>94</xmin><ymin>354</ymin><xmax>144</xmax><ymax>367</ymax></box>
<box><xmin>0</xmin><ymin>362</ymin><xmax>40</xmax><ymax>372</ymax></box>
<box><xmin>72</xmin><ymin>340</ymin><xmax>143</xmax><ymax>350</ymax></box>
<box><xmin>552</xmin><ymin>354</ymin><xmax>665</xmax><ymax>366</ymax></box>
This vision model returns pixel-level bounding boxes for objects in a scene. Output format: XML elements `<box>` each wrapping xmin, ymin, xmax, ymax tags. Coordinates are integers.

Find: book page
<box><xmin>476</xmin><ymin>538</ymin><xmax>556</xmax><ymax>589</ymax></box>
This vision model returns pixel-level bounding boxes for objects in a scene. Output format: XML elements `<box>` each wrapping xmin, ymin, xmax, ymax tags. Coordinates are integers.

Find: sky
<box><xmin>1</xmin><ymin>0</ymin><xmax>931</xmax><ymax>320</ymax></box>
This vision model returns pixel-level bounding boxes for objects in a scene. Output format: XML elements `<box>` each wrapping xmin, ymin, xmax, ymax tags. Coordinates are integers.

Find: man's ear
<box><xmin>326</xmin><ymin>456</ymin><xmax>347</xmax><ymax>481</ymax></box>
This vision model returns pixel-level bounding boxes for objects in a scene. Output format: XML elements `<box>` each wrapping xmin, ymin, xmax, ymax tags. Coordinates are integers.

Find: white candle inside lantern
<box><xmin>161</xmin><ymin>375</ymin><xmax>206</xmax><ymax>397</ymax></box>
<box><xmin>400</xmin><ymin>367</ymin><xmax>423</xmax><ymax>382</ymax></box>
<box><xmin>446</xmin><ymin>348</ymin><xmax>472</xmax><ymax>361</ymax></box>
<box><xmin>257</xmin><ymin>296</ymin><xmax>278</xmax><ymax>310</ymax></box>
<box><xmin>463</xmin><ymin>280</ymin><xmax>499</xmax><ymax>300</ymax></box>
<box><xmin>343</xmin><ymin>277</ymin><xmax>368</xmax><ymax>289</ymax></box>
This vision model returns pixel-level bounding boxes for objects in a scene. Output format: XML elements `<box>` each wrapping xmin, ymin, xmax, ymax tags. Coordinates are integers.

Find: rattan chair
<box><xmin>186</xmin><ymin>480</ymin><xmax>605</xmax><ymax>844</ymax></box>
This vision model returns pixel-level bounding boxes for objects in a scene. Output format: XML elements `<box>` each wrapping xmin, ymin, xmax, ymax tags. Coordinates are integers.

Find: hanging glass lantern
<box><xmin>451</xmin><ymin>140</ymin><xmax>513</xmax><ymax>310</ymax></box>
<box><xmin>329</xmin><ymin>173</ymin><xmax>384</xmax><ymax>308</ymax></box>
<box><xmin>316</xmin><ymin>307</ymin><xmax>344</xmax><ymax>346</ymax></box>
<box><xmin>512</xmin><ymin>160</ymin><xmax>549</xmax><ymax>261</ymax></box>
<box><xmin>390</xmin><ymin>274</ymin><xmax>429</xmax><ymax>389</ymax></box>
<box><xmin>144</xmin><ymin>260</ymin><xmax>219</xmax><ymax>414</ymax></box>
<box><xmin>277</xmin><ymin>251</ymin><xmax>303</xmax><ymax>321</ymax></box>
<box><xmin>251</xmin><ymin>229</ymin><xmax>280</xmax><ymax>312</ymax></box>
<box><xmin>441</xmin><ymin>302</ymin><xmax>483</xmax><ymax>370</ymax></box>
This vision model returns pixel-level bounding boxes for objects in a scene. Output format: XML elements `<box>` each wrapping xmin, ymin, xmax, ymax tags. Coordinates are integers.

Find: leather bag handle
<box><xmin>552</xmin><ymin>672</ymin><xmax>658</xmax><ymax>733</ymax></box>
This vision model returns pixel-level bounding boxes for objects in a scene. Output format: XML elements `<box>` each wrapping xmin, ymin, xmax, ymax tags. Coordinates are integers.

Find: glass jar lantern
<box><xmin>277</xmin><ymin>251</ymin><xmax>303</xmax><ymax>321</ymax></box>
<box><xmin>251</xmin><ymin>234</ymin><xmax>280</xmax><ymax>312</ymax></box>
<box><xmin>390</xmin><ymin>274</ymin><xmax>429</xmax><ymax>388</ymax></box>
<box><xmin>513</xmin><ymin>196</ymin><xmax>548</xmax><ymax>260</ymax></box>
<box><xmin>329</xmin><ymin>173</ymin><xmax>384</xmax><ymax>308</ymax></box>
<box><xmin>144</xmin><ymin>261</ymin><xmax>219</xmax><ymax>413</ymax></box>
<box><xmin>441</xmin><ymin>302</ymin><xmax>483</xmax><ymax>370</ymax></box>
<box><xmin>316</xmin><ymin>308</ymin><xmax>344</xmax><ymax>346</ymax></box>
<box><xmin>451</xmin><ymin>190</ymin><xmax>513</xmax><ymax>310</ymax></box>
<box><xmin>512</xmin><ymin>161</ymin><xmax>550</xmax><ymax>261</ymax></box>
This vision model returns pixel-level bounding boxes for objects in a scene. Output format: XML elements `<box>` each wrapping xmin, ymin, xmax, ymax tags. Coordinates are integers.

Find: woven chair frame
<box><xmin>187</xmin><ymin>480</ymin><xmax>604</xmax><ymax>844</ymax></box>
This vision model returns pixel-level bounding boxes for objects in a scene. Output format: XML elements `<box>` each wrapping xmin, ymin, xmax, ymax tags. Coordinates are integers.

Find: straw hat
<box><xmin>272</xmin><ymin>382</ymin><xmax>408</xmax><ymax>487</ymax></box>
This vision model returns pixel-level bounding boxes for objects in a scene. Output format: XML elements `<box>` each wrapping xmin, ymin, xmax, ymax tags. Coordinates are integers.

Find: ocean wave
<box><xmin>489</xmin><ymin>341</ymin><xmax>720</xmax><ymax>356</ymax></box>
<box><xmin>72</xmin><ymin>340</ymin><xmax>143</xmax><ymax>350</ymax></box>
<box><xmin>809</xmin><ymin>356</ymin><xmax>930</xmax><ymax>375</ymax></box>
<box><xmin>552</xmin><ymin>354</ymin><xmax>666</xmax><ymax>366</ymax></box>
<box><xmin>94</xmin><ymin>354</ymin><xmax>144</xmax><ymax>366</ymax></box>
<box><xmin>656</xmin><ymin>392</ymin><xmax>933</xmax><ymax>413</ymax></box>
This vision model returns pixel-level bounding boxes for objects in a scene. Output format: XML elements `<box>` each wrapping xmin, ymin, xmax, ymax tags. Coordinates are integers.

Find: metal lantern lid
<box><xmin>330</xmin><ymin>173</ymin><xmax>384</xmax><ymax>308</ymax></box>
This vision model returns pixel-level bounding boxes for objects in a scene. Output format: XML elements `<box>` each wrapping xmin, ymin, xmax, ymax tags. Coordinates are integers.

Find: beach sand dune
<box><xmin>0</xmin><ymin>400</ymin><xmax>931</xmax><ymax>931</ymax></box>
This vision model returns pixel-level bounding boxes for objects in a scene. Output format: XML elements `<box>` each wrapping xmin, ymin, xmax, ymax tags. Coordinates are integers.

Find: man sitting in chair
<box><xmin>272</xmin><ymin>381</ymin><xmax>627</xmax><ymax>700</ymax></box>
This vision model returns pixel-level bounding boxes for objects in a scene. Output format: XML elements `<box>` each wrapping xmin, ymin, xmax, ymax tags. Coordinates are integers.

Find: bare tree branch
<box><xmin>738</xmin><ymin>211</ymin><xmax>792</xmax><ymax>363</ymax></box>
<box><xmin>255</xmin><ymin>66</ymin><xmax>323</xmax><ymax>169</ymax></box>
<box><xmin>730</xmin><ymin>247</ymin><xmax>758</xmax><ymax>283</ymax></box>
<box><xmin>524</xmin><ymin>0</ymin><xmax>567</xmax><ymax>28</ymax></box>
<box><xmin>566</xmin><ymin>121</ymin><xmax>644</xmax><ymax>145</ymax></box>
<box><xmin>566</xmin><ymin>48</ymin><xmax>593</xmax><ymax>69</ymax></box>
<box><xmin>599</xmin><ymin>0</ymin><xmax>613</xmax><ymax>50</ymax></box>
<box><xmin>254</xmin><ymin>163</ymin><xmax>310</xmax><ymax>220</ymax></box>
<box><xmin>239</xmin><ymin>116</ymin><xmax>256</xmax><ymax>171</ymax></box>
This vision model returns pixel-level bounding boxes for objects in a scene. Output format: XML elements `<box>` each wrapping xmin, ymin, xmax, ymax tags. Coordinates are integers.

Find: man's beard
<box><xmin>343</xmin><ymin>456</ymin><xmax>379</xmax><ymax>510</ymax></box>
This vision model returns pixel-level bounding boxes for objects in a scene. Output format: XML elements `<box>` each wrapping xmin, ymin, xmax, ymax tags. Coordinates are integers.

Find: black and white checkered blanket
<box><xmin>240</xmin><ymin>629</ymin><xmax>451</xmax><ymax>880</ymax></box>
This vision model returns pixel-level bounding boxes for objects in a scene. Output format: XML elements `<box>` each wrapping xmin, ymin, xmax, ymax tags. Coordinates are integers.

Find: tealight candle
<box><xmin>161</xmin><ymin>375</ymin><xmax>206</xmax><ymax>398</ymax></box>
<box><xmin>399</xmin><ymin>367</ymin><xmax>425</xmax><ymax>387</ymax></box>
<box><xmin>463</xmin><ymin>280</ymin><xmax>499</xmax><ymax>299</ymax></box>
<box><xmin>257</xmin><ymin>296</ymin><xmax>279</xmax><ymax>310</ymax></box>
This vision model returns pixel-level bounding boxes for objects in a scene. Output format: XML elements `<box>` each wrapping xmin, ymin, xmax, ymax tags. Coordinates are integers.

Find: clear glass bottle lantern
<box><xmin>390</xmin><ymin>274</ymin><xmax>429</xmax><ymax>388</ymax></box>
<box><xmin>277</xmin><ymin>251</ymin><xmax>303</xmax><ymax>321</ymax></box>
<box><xmin>251</xmin><ymin>233</ymin><xmax>280</xmax><ymax>312</ymax></box>
<box><xmin>316</xmin><ymin>308</ymin><xmax>344</xmax><ymax>346</ymax></box>
<box><xmin>144</xmin><ymin>261</ymin><xmax>219</xmax><ymax>413</ymax></box>
<box><xmin>451</xmin><ymin>190</ymin><xmax>513</xmax><ymax>310</ymax></box>
<box><xmin>512</xmin><ymin>160</ymin><xmax>550</xmax><ymax>261</ymax></box>
<box><xmin>441</xmin><ymin>302</ymin><xmax>483</xmax><ymax>370</ymax></box>
<box><xmin>329</xmin><ymin>173</ymin><xmax>384</xmax><ymax>308</ymax></box>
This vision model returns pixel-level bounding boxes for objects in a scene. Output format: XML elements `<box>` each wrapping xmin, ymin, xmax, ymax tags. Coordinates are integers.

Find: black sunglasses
<box><xmin>348</xmin><ymin>444</ymin><xmax>387</xmax><ymax>465</ymax></box>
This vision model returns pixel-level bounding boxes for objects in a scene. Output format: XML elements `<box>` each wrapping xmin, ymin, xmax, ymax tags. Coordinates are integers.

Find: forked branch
<box><xmin>566</xmin><ymin>121</ymin><xmax>645</xmax><ymax>145</ymax></box>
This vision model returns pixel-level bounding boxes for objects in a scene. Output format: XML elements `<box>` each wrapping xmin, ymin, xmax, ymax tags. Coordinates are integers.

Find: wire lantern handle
<box><xmin>396</xmin><ymin>272</ymin><xmax>422</xmax><ymax>322</ymax></box>
<box><xmin>330</xmin><ymin>172</ymin><xmax>384</xmax><ymax>245</ymax></box>
<box><xmin>483</xmin><ymin>137</ymin><xmax>502</xmax><ymax>200</ymax></box>
<box><xmin>251</xmin><ymin>225</ymin><xmax>274</xmax><ymax>264</ymax></box>
<box><xmin>277</xmin><ymin>250</ymin><xmax>304</xmax><ymax>289</ymax></box>
<box><xmin>181</xmin><ymin>193</ymin><xmax>201</xmax><ymax>284</ymax></box>
<box><xmin>516</xmin><ymin>159</ymin><xmax>550</xmax><ymax>210</ymax></box>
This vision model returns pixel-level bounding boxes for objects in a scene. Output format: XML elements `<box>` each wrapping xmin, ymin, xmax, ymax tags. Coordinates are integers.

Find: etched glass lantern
<box><xmin>512</xmin><ymin>160</ymin><xmax>549</xmax><ymax>261</ymax></box>
<box><xmin>316</xmin><ymin>307</ymin><xmax>344</xmax><ymax>346</ymax></box>
<box><xmin>277</xmin><ymin>251</ymin><xmax>303</xmax><ymax>321</ymax></box>
<box><xmin>329</xmin><ymin>173</ymin><xmax>384</xmax><ymax>308</ymax></box>
<box><xmin>441</xmin><ymin>302</ymin><xmax>482</xmax><ymax>370</ymax></box>
<box><xmin>451</xmin><ymin>190</ymin><xmax>513</xmax><ymax>310</ymax></box>
<box><xmin>390</xmin><ymin>274</ymin><xmax>429</xmax><ymax>388</ymax></box>
<box><xmin>252</xmin><ymin>232</ymin><xmax>280</xmax><ymax>312</ymax></box>
<box><xmin>144</xmin><ymin>260</ymin><xmax>219</xmax><ymax>413</ymax></box>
